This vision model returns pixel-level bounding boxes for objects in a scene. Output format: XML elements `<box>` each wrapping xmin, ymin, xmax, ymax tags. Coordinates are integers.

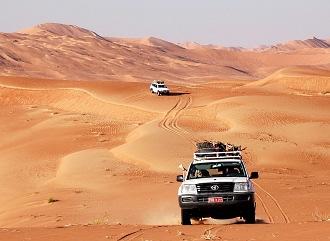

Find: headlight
<box><xmin>180</xmin><ymin>184</ymin><xmax>197</xmax><ymax>195</ymax></box>
<box><xmin>234</xmin><ymin>181</ymin><xmax>253</xmax><ymax>192</ymax></box>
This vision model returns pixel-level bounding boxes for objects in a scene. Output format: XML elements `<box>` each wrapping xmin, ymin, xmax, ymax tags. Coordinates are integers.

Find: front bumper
<box><xmin>178</xmin><ymin>193</ymin><xmax>255</xmax><ymax>218</ymax></box>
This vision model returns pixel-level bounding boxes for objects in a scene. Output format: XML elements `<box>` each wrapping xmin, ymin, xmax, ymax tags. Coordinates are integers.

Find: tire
<box><xmin>157</xmin><ymin>91</ymin><xmax>161</xmax><ymax>96</ymax></box>
<box><xmin>244</xmin><ymin>207</ymin><xmax>256</xmax><ymax>224</ymax></box>
<box><xmin>181</xmin><ymin>209</ymin><xmax>191</xmax><ymax>225</ymax></box>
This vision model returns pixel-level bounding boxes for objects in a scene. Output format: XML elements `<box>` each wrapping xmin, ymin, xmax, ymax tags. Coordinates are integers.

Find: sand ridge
<box><xmin>1</xmin><ymin>23</ymin><xmax>330</xmax><ymax>82</ymax></box>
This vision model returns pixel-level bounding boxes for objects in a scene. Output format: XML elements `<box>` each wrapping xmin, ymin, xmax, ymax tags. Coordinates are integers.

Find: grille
<box><xmin>197</xmin><ymin>195</ymin><xmax>234</xmax><ymax>203</ymax></box>
<box><xmin>196</xmin><ymin>182</ymin><xmax>234</xmax><ymax>193</ymax></box>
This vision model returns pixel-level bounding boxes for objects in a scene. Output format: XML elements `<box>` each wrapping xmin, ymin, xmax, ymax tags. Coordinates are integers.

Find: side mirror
<box><xmin>176</xmin><ymin>175</ymin><xmax>184</xmax><ymax>182</ymax></box>
<box><xmin>250</xmin><ymin>172</ymin><xmax>259</xmax><ymax>179</ymax></box>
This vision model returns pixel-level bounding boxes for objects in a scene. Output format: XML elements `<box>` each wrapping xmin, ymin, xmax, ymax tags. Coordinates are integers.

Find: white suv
<box><xmin>176</xmin><ymin>142</ymin><xmax>259</xmax><ymax>225</ymax></box>
<box><xmin>150</xmin><ymin>80</ymin><xmax>170</xmax><ymax>96</ymax></box>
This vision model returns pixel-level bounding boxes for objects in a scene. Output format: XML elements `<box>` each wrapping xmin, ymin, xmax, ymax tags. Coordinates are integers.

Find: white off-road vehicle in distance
<box><xmin>176</xmin><ymin>141</ymin><xmax>259</xmax><ymax>225</ymax></box>
<box><xmin>150</xmin><ymin>80</ymin><xmax>170</xmax><ymax>96</ymax></box>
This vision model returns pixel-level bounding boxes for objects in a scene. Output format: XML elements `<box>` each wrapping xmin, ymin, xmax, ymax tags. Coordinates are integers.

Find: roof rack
<box><xmin>194</xmin><ymin>150</ymin><xmax>242</xmax><ymax>161</ymax></box>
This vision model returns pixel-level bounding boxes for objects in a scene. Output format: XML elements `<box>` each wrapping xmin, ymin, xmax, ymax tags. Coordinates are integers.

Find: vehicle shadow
<box><xmin>194</xmin><ymin>218</ymin><xmax>269</xmax><ymax>225</ymax></box>
<box><xmin>168</xmin><ymin>92</ymin><xmax>190</xmax><ymax>96</ymax></box>
<box><xmin>235</xmin><ymin>218</ymin><xmax>269</xmax><ymax>225</ymax></box>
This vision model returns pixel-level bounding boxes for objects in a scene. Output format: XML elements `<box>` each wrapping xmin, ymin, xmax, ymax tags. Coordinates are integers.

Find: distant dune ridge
<box><xmin>0</xmin><ymin>23</ymin><xmax>329</xmax><ymax>83</ymax></box>
<box><xmin>271</xmin><ymin>37</ymin><xmax>330</xmax><ymax>51</ymax></box>
<box><xmin>19</xmin><ymin>23</ymin><xmax>100</xmax><ymax>38</ymax></box>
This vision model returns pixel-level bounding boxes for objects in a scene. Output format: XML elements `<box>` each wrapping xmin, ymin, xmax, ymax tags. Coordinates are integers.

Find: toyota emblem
<box><xmin>211</xmin><ymin>185</ymin><xmax>219</xmax><ymax>191</ymax></box>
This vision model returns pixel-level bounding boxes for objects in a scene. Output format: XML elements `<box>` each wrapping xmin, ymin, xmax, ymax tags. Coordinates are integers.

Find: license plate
<box><xmin>208</xmin><ymin>197</ymin><xmax>223</xmax><ymax>203</ymax></box>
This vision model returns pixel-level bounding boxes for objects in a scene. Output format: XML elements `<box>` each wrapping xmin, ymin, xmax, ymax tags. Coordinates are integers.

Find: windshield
<box><xmin>157</xmin><ymin>84</ymin><xmax>167</xmax><ymax>88</ymax></box>
<box><xmin>187</xmin><ymin>162</ymin><xmax>246</xmax><ymax>179</ymax></box>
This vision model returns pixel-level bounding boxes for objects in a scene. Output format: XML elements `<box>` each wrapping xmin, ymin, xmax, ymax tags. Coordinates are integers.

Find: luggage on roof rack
<box><xmin>196</xmin><ymin>141</ymin><xmax>241</xmax><ymax>151</ymax></box>
<box><xmin>194</xmin><ymin>141</ymin><xmax>242</xmax><ymax>160</ymax></box>
<box><xmin>152</xmin><ymin>80</ymin><xmax>164</xmax><ymax>84</ymax></box>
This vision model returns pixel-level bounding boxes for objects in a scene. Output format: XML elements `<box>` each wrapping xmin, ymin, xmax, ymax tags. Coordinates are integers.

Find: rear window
<box><xmin>187</xmin><ymin>162</ymin><xmax>246</xmax><ymax>179</ymax></box>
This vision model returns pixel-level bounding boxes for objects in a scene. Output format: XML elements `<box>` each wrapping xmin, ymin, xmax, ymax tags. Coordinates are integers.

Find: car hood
<box><xmin>182</xmin><ymin>176</ymin><xmax>249</xmax><ymax>185</ymax></box>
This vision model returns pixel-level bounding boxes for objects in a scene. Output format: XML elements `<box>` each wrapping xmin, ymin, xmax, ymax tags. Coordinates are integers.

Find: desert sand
<box><xmin>0</xmin><ymin>23</ymin><xmax>329</xmax><ymax>240</ymax></box>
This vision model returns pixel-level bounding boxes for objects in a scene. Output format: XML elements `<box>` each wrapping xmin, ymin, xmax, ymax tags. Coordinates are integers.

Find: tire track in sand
<box><xmin>255</xmin><ymin>192</ymin><xmax>274</xmax><ymax>224</ymax></box>
<box><xmin>159</xmin><ymin>96</ymin><xmax>196</xmax><ymax>146</ymax></box>
<box><xmin>244</xmin><ymin>152</ymin><xmax>288</xmax><ymax>224</ymax></box>
<box><xmin>117</xmin><ymin>226</ymin><xmax>160</xmax><ymax>241</ymax></box>
<box><xmin>170</xmin><ymin>95</ymin><xmax>199</xmax><ymax>143</ymax></box>
<box><xmin>158</xmin><ymin>97</ymin><xmax>182</xmax><ymax>133</ymax></box>
<box><xmin>253</xmin><ymin>181</ymin><xmax>290</xmax><ymax>224</ymax></box>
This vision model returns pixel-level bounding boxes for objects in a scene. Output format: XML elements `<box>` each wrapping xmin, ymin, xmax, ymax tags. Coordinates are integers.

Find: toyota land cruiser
<box><xmin>176</xmin><ymin>142</ymin><xmax>259</xmax><ymax>225</ymax></box>
<box><xmin>150</xmin><ymin>80</ymin><xmax>170</xmax><ymax>96</ymax></box>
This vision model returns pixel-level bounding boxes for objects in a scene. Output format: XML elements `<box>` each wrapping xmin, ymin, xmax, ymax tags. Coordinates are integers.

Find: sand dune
<box><xmin>0</xmin><ymin>23</ymin><xmax>329</xmax><ymax>82</ymax></box>
<box><xmin>244</xmin><ymin>66</ymin><xmax>330</xmax><ymax>95</ymax></box>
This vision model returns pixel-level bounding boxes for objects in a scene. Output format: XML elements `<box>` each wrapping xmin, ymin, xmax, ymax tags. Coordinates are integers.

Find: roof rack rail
<box><xmin>194</xmin><ymin>150</ymin><xmax>242</xmax><ymax>161</ymax></box>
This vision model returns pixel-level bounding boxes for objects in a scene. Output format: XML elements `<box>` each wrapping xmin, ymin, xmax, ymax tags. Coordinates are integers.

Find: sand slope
<box><xmin>0</xmin><ymin>74</ymin><xmax>329</xmax><ymax>232</ymax></box>
<box><xmin>244</xmin><ymin>66</ymin><xmax>330</xmax><ymax>95</ymax></box>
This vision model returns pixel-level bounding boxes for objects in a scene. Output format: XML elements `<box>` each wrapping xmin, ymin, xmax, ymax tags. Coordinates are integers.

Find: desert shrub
<box><xmin>48</xmin><ymin>197</ymin><xmax>59</xmax><ymax>203</ymax></box>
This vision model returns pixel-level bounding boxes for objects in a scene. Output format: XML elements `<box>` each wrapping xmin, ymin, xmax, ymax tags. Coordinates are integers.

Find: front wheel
<box><xmin>181</xmin><ymin>209</ymin><xmax>191</xmax><ymax>225</ymax></box>
<box><xmin>157</xmin><ymin>91</ymin><xmax>161</xmax><ymax>96</ymax></box>
<box><xmin>244</xmin><ymin>207</ymin><xmax>256</xmax><ymax>224</ymax></box>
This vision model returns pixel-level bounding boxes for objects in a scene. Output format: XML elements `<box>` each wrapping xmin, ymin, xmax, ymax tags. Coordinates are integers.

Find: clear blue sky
<box><xmin>2</xmin><ymin>0</ymin><xmax>330</xmax><ymax>47</ymax></box>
